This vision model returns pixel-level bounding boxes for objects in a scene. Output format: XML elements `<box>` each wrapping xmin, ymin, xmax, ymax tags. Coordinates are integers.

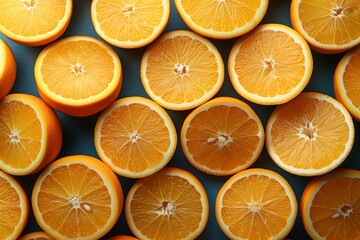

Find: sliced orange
<box><xmin>0</xmin><ymin>0</ymin><xmax>72</xmax><ymax>46</ymax></box>
<box><xmin>91</xmin><ymin>0</ymin><xmax>170</xmax><ymax>49</ymax></box>
<box><xmin>301</xmin><ymin>168</ymin><xmax>360</xmax><ymax>239</ymax></box>
<box><xmin>174</xmin><ymin>0</ymin><xmax>269</xmax><ymax>39</ymax></box>
<box><xmin>266</xmin><ymin>92</ymin><xmax>355</xmax><ymax>176</ymax></box>
<box><xmin>0</xmin><ymin>93</ymin><xmax>62</xmax><ymax>175</ymax></box>
<box><xmin>94</xmin><ymin>96</ymin><xmax>177</xmax><ymax>178</ymax></box>
<box><xmin>228</xmin><ymin>23</ymin><xmax>313</xmax><ymax>105</ymax></box>
<box><xmin>181</xmin><ymin>96</ymin><xmax>264</xmax><ymax>176</ymax></box>
<box><xmin>125</xmin><ymin>167</ymin><xmax>209</xmax><ymax>240</ymax></box>
<box><xmin>291</xmin><ymin>0</ymin><xmax>360</xmax><ymax>54</ymax></box>
<box><xmin>0</xmin><ymin>39</ymin><xmax>16</xmax><ymax>100</ymax></box>
<box><xmin>34</xmin><ymin>36</ymin><xmax>122</xmax><ymax>117</ymax></box>
<box><xmin>32</xmin><ymin>155</ymin><xmax>123</xmax><ymax>240</ymax></box>
<box><xmin>0</xmin><ymin>170</ymin><xmax>28</xmax><ymax>240</ymax></box>
<box><xmin>215</xmin><ymin>168</ymin><xmax>297</xmax><ymax>240</ymax></box>
<box><xmin>18</xmin><ymin>231</ymin><xmax>54</xmax><ymax>240</ymax></box>
<box><xmin>141</xmin><ymin>30</ymin><xmax>224</xmax><ymax>111</ymax></box>
<box><xmin>108</xmin><ymin>235</ymin><xmax>138</xmax><ymax>240</ymax></box>
<box><xmin>334</xmin><ymin>45</ymin><xmax>360</xmax><ymax>121</ymax></box>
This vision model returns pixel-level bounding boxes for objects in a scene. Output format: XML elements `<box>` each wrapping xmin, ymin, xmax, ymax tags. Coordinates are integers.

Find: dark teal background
<box><xmin>1</xmin><ymin>0</ymin><xmax>359</xmax><ymax>239</ymax></box>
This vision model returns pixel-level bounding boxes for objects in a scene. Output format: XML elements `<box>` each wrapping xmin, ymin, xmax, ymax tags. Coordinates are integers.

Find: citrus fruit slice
<box><xmin>174</xmin><ymin>0</ymin><xmax>269</xmax><ymax>39</ymax></box>
<box><xmin>301</xmin><ymin>168</ymin><xmax>360</xmax><ymax>239</ymax></box>
<box><xmin>91</xmin><ymin>0</ymin><xmax>170</xmax><ymax>49</ymax></box>
<box><xmin>34</xmin><ymin>36</ymin><xmax>122</xmax><ymax>117</ymax></box>
<box><xmin>0</xmin><ymin>39</ymin><xmax>16</xmax><ymax>100</ymax></box>
<box><xmin>266</xmin><ymin>92</ymin><xmax>355</xmax><ymax>176</ymax></box>
<box><xmin>181</xmin><ymin>96</ymin><xmax>264</xmax><ymax>176</ymax></box>
<box><xmin>108</xmin><ymin>235</ymin><xmax>138</xmax><ymax>240</ymax></box>
<box><xmin>0</xmin><ymin>93</ymin><xmax>62</xmax><ymax>175</ymax></box>
<box><xmin>291</xmin><ymin>0</ymin><xmax>360</xmax><ymax>54</ymax></box>
<box><xmin>125</xmin><ymin>167</ymin><xmax>209</xmax><ymax>240</ymax></box>
<box><xmin>94</xmin><ymin>96</ymin><xmax>177</xmax><ymax>178</ymax></box>
<box><xmin>334</xmin><ymin>45</ymin><xmax>360</xmax><ymax>121</ymax></box>
<box><xmin>18</xmin><ymin>231</ymin><xmax>53</xmax><ymax>240</ymax></box>
<box><xmin>0</xmin><ymin>170</ymin><xmax>28</xmax><ymax>240</ymax></box>
<box><xmin>228</xmin><ymin>23</ymin><xmax>313</xmax><ymax>105</ymax></box>
<box><xmin>215</xmin><ymin>168</ymin><xmax>297</xmax><ymax>240</ymax></box>
<box><xmin>32</xmin><ymin>155</ymin><xmax>123</xmax><ymax>240</ymax></box>
<box><xmin>141</xmin><ymin>30</ymin><xmax>224</xmax><ymax>110</ymax></box>
<box><xmin>0</xmin><ymin>0</ymin><xmax>72</xmax><ymax>46</ymax></box>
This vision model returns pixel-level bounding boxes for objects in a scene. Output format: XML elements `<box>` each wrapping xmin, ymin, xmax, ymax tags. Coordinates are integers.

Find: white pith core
<box><xmin>8</xmin><ymin>130</ymin><xmax>21</xmax><ymax>144</ymax></box>
<box><xmin>332</xmin><ymin>205</ymin><xmax>353</xmax><ymax>219</ymax></box>
<box><xmin>298</xmin><ymin>122</ymin><xmax>317</xmax><ymax>141</ymax></box>
<box><xmin>155</xmin><ymin>200</ymin><xmax>176</xmax><ymax>216</ymax></box>
<box><xmin>71</xmin><ymin>63</ymin><xmax>86</xmax><ymax>75</ymax></box>
<box><xmin>262</xmin><ymin>58</ymin><xmax>276</xmax><ymax>69</ymax></box>
<box><xmin>129</xmin><ymin>131</ymin><xmax>141</xmax><ymax>143</ymax></box>
<box><xmin>330</xmin><ymin>5</ymin><xmax>345</xmax><ymax>18</ymax></box>
<box><xmin>173</xmin><ymin>63</ymin><xmax>190</xmax><ymax>76</ymax></box>
<box><xmin>21</xmin><ymin>0</ymin><xmax>38</xmax><ymax>11</ymax></box>
<box><xmin>122</xmin><ymin>4</ymin><xmax>135</xmax><ymax>16</ymax></box>
<box><xmin>69</xmin><ymin>194</ymin><xmax>91</xmax><ymax>211</ymax></box>
<box><xmin>207</xmin><ymin>134</ymin><xmax>233</xmax><ymax>147</ymax></box>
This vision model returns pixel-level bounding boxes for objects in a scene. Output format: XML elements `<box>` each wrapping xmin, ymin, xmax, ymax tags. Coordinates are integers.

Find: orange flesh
<box><xmin>179</xmin><ymin>0</ymin><xmax>262</xmax><ymax>31</ymax></box>
<box><xmin>129</xmin><ymin>175</ymin><xmax>204</xmax><ymax>239</ymax></box>
<box><xmin>270</xmin><ymin>97</ymin><xmax>350</xmax><ymax>169</ymax></box>
<box><xmin>0</xmin><ymin>175</ymin><xmax>22</xmax><ymax>239</ymax></box>
<box><xmin>37</xmin><ymin>164</ymin><xmax>112</xmax><ymax>238</ymax></box>
<box><xmin>0</xmin><ymin>0</ymin><xmax>67</xmax><ymax>36</ymax></box>
<box><xmin>94</xmin><ymin>0</ymin><xmax>165</xmax><ymax>42</ymax></box>
<box><xmin>309</xmin><ymin>177</ymin><xmax>360</xmax><ymax>239</ymax></box>
<box><xmin>185</xmin><ymin>105</ymin><xmax>261</xmax><ymax>171</ymax></box>
<box><xmin>0</xmin><ymin>101</ymin><xmax>41</xmax><ymax>168</ymax></box>
<box><xmin>40</xmin><ymin>40</ymin><xmax>115</xmax><ymax>100</ymax></box>
<box><xmin>234</xmin><ymin>29</ymin><xmax>306</xmax><ymax>97</ymax></box>
<box><xmin>99</xmin><ymin>103</ymin><xmax>171</xmax><ymax>173</ymax></box>
<box><xmin>221</xmin><ymin>175</ymin><xmax>292</xmax><ymax>239</ymax></box>
<box><xmin>343</xmin><ymin>49</ymin><xmax>360</xmax><ymax>108</ymax></box>
<box><xmin>145</xmin><ymin>35</ymin><xmax>220</xmax><ymax>104</ymax></box>
<box><xmin>297</xmin><ymin>0</ymin><xmax>360</xmax><ymax>45</ymax></box>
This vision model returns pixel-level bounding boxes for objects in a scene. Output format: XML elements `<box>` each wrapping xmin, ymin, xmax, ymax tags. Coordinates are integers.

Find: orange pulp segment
<box><xmin>125</xmin><ymin>167</ymin><xmax>209</xmax><ymax>240</ymax></box>
<box><xmin>141</xmin><ymin>30</ymin><xmax>224</xmax><ymax>110</ymax></box>
<box><xmin>301</xmin><ymin>168</ymin><xmax>360</xmax><ymax>239</ymax></box>
<box><xmin>32</xmin><ymin>155</ymin><xmax>123</xmax><ymax>240</ymax></box>
<box><xmin>94</xmin><ymin>96</ymin><xmax>177</xmax><ymax>178</ymax></box>
<box><xmin>216</xmin><ymin>168</ymin><xmax>297</xmax><ymax>240</ymax></box>
<box><xmin>0</xmin><ymin>0</ymin><xmax>73</xmax><ymax>46</ymax></box>
<box><xmin>174</xmin><ymin>0</ymin><xmax>269</xmax><ymax>39</ymax></box>
<box><xmin>0</xmin><ymin>93</ymin><xmax>62</xmax><ymax>175</ymax></box>
<box><xmin>181</xmin><ymin>96</ymin><xmax>264</xmax><ymax>176</ymax></box>
<box><xmin>334</xmin><ymin>45</ymin><xmax>360</xmax><ymax>121</ymax></box>
<box><xmin>0</xmin><ymin>170</ymin><xmax>29</xmax><ymax>240</ymax></box>
<box><xmin>34</xmin><ymin>36</ymin><xmax>122</xmax><ymax>117</ymax></box>
<box><xmin>266</xmin><ymin>92</ymin><xmax>354</xmax><ymax>176</ymax></box>
<box><xmin>228</xmin><ymin>23</ymin><xmax>313</xmax><ymax>105</ymax></box>
<box><xmin>91</xmin><ymin>0</ymin><xmax>170</xmax><ymax>48</ymax></box>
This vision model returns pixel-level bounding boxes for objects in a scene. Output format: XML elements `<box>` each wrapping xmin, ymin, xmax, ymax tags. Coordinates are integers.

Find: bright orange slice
<box><xmin>34</xmin><ymin>36</ymin><xmax>122</xmax><ymax>117</ymax></box>
<box><xmin>266</xmin><ymin>92</ymin><xmax>355</xmax><ymax>176</ymax></box>
<box><xmin>94</xmin><ymin>96</ymin><xmax>177</xmax><ymax>178</ymax></box>
<box><xmin>301</xmin><ymin>168</ymin><xmax>360</xmax><ymax>239</ymax></box>
<box><xmin>0</xmin><ymin>170</ymin><xmax>29</xmax><ymax>240</ymax></box>
<box><xmin>32</xmin><ymin>155</ymin><xmax>123</xmax><ymax>240</ymax></box>
<box><xmin>334</xmin><ymin>45</ymin><xmax>360</xmax><ymax>121</ymax></box>
<box><xmin>91</xmin><ymin>0</ymin><xmax>170</xmax><ymax>49</ymax></box>
<box><xmin>141</xmin><ymin>30</ymin><xmax>224</xmax><ymax>110</ymax></box>
<box><xmin>0</xmin><ymin>39</ymin><xmax>16</xmax><ymax>100</ymax></box>
<box><xmin>228</xmin><ymin>23</ymin><xmax>313</xmax><ymax>105</ymax></box>
<box><xmin>291</xmin><ymin>0</ymin><xmax>360</xmax><ymax>54</ymax></box>
<box><xmin>216</xmin><ymin>168</ymin><xmax>297</xmax><ymax>240</ymax></box>
<box><xmin>0</xmin><ymin>93</ymin><xmax>62</xmax><ymax>175</ymax></box>
<box><xmin>181</xmin><ymin>97</ymin><xmax>264</xmax><ymax>176</ymax></box>
<box><xmin>174</xmin><ymin>0</ymin><xmax>269</xmax><ymax>39</ymax></box>
<box><xmin>125</xmin><ymin>167</ymin><xmax>209</xmax><ymax>240</ymax></box>
<box><xmin>18</xmin><ymin>231</ymin><xmax>53</xmax><ymax>240</ymax></box>
<box><xmin>0</xmin><ymin>0</ymin><xmax>73</xmax><ymax>46</ymax></box>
